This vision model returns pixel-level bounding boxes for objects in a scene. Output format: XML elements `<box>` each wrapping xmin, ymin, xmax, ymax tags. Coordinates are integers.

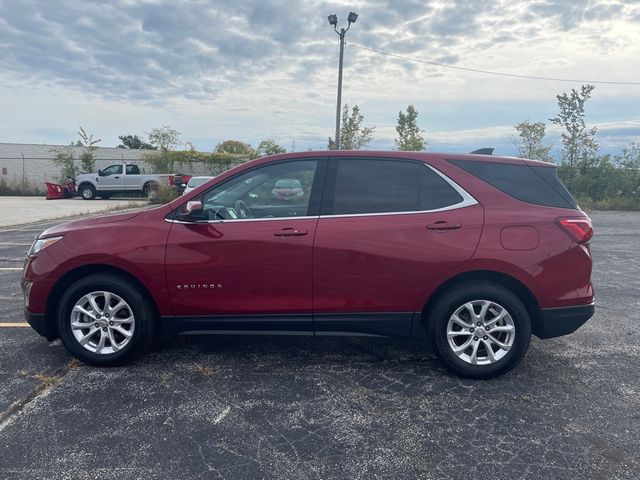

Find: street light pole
<box><xmin>328</xmin><ymin>12</ymin><xmax>358</xmax><ymax>150</ymax></box>
<box><xmin>335</xmin><ymin>28</ymin><xmax>345</xmax><ymax>150</ymax></box>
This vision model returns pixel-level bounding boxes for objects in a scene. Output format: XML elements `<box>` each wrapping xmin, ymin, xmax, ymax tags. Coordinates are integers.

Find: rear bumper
<box><xmin>534</xmin><ymin>303</ymin><xmax>595</xmax><ymax>339</ymax></box>
<box><xmin>24</xmin><ymin>309</ymin><xmax>56</xmax><ymax>340</ymax></box>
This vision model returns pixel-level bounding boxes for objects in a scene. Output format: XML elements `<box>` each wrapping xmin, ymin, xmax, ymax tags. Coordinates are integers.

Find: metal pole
<box><xmin>334</xmin><ymin>28</ymin><xmax>345</xmax><ymax>150</ymax></box>
<box><xmin>21</xmin><ymin>152</ymin><xmax>25</xmax><ymax>191</ymax></box>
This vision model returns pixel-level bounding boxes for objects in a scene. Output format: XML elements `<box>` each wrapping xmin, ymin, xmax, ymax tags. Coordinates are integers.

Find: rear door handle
<box><xmin>274</xmin><ymin>228</ymin><xmax>308</xmax><ymax>238</ymax></box>
<box><xmin>427</xmin><ymin>221</ymin><xmax>462</xmax><ymax>231</ymax></box>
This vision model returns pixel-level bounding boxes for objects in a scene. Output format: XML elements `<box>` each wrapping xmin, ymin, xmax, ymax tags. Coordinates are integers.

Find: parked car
<box><xmin>271</xmin><ymin>178</ymin><xmax>304</xmax><ymax>201</ymax></box>
<box><xmin>183</xmin><ymin>176</ymin><xmax>214</xmax><ymax>195</ymax></box>
<box><xmin>74</xmin><ymin>163</ymin><xmax>182</xmax><ymax>200</ymax></box>
<box><xmin>22</xmin><ymin>151</ymin><xmax>594</xmax><ymax>378</ymax></box>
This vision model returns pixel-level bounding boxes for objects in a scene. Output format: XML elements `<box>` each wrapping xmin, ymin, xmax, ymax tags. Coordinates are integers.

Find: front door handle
<box><xmin>427</xmin><ymin>221</ymin><xmax>462</xmax><ymax>231</ymax></box>
<box><xmin>114</xmin><ymin>176</ymin><xmax>120</xmax><ymax>179</ymax></box>
<box><xmin>274</xmin><ymin>228</ymin><xmax>308</xmax><ymax>238</ymax></box>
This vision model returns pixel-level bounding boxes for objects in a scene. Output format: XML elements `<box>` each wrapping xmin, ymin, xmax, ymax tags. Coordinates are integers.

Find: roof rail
<box><xmin>470</xmin><ymin>148</ymin><xmax>494</xmax><ymax>155</ymax></box>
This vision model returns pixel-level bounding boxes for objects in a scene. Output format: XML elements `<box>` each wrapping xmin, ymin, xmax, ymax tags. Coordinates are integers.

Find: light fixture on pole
<box><xmin>327</xmin><ymin>11</ymin><xmax>358</xmax><ymax>150</ymax></box>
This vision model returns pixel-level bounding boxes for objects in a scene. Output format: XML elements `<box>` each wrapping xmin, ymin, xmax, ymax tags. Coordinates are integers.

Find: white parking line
<box><xmin>0</xmin><ymin>268</ymin><xmax>23</xmax><ymax>271</ymax></box>
<box><xmin>0</xmin><ymin>222</ymin><xmax>54</xmax><ymax>233</ymax></box>
<box><xmin>0</xmin><ymin>323</ymin><xmax>29</xmax><ymax>327</ymax></box>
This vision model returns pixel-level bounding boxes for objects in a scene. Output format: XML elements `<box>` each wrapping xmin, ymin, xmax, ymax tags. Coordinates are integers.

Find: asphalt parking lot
<box><xmin>0</xmin><ymin>211</ymin><xmax>638</xmax><ymax>479</ymax></box>
<box><xmin>0</xmin><ymin>196</ymin><xmax>146</xmax><ymax>228</ymax></box>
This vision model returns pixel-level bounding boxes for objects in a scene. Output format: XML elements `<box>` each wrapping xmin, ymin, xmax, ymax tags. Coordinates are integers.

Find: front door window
<box><xmin>197</xmin><ymin>160</ymin><xmax>318</xmax><ymax>220</ymax></box>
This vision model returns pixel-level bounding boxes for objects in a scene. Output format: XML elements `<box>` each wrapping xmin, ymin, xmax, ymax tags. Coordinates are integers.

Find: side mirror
<box><xmin>178</xmin><ymin>200</ymin><xmax>204</xmax><ymax>221</ymax></box>
<box><xmin>98</xmin><ymin>170</ymin><xmax>104</xmax><ymax>177</ymax></box>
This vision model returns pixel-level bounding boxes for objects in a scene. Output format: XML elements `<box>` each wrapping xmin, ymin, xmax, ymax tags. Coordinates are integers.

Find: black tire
<box><xmin>79</xmin><ymin>184</ymin><xmax>96</xmax><ymax>200</ymax></box>
<box><xmin>56</xmin><ymin>273</ymin><xmax>156</xmax><ymax>367</ymax></box>
<box><xmin>429</xmin><ymin>282</ymin><xmax>531</xmax><ymax>379</ymax></box>
<box><xmin>143</xmin><ymin>182</ymin><xmax>158</xmax><ymax>200</ymax></box>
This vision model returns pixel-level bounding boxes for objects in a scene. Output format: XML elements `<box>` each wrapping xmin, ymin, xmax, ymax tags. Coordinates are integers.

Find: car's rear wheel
<box><xmin>79</xmin><ymin>184</ymin><xmax>96</xmax><ymax>200</ymax></box>
<box><xmin>429</xmin><ymin>282</ymin><xmax>531</xmax><ymax>379</ymax></box>
<box><xmin>57</xmin><ymin>273</ymin><xmax>156</xmax><ymax>366</ymax></box>
<box><xmin>143</xmin><ymin>182</ymin><xmax>158</xmax><ymax>200</ymax></box>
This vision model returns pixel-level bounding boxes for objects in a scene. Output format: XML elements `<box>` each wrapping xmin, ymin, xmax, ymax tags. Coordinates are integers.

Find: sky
<box><xmin>0</xmin><ymin>0</ymin><xmax>639</xmax><ymax>157</ymax></box>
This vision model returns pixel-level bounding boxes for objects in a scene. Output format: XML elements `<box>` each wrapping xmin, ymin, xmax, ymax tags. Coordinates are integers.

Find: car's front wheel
<box><xmin>430</xmin><ymin>282</ymin><xmax>532</xmax><ymax>379</ymax></box>
<box><xmin>79</xmin><ymin>184</ymin><xmax>96</xmax><ymax>200</ymax></box>
<box><xmin>57</xmin><ymin>274</ymin><xmax>156</xmax><ymax>366</ymax></box>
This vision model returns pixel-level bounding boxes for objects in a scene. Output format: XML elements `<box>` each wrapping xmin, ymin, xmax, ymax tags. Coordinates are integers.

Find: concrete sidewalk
<box><xmin>0</xmin><ymin>196</ymin><xmax>147</xmax><ymax>228</ymax></box>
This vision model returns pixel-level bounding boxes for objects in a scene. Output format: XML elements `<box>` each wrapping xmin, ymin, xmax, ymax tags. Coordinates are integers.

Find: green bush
<box><xmin>143</xmin><ymin>150</ymin><xmax>245</xmax><ymax>175</ymax></box>
<box><xmin>0</xmin><ymin>178</ymin><xmax>44</xmax><ymax>196</ymax></box>
<box><xmin>558</xmin><ymin>152</ymin><xmax>640</xmax><ymax>211</ymax></box>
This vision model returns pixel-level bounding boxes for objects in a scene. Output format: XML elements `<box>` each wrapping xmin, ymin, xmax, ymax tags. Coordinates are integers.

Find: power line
<box><xmin>346</xmin><ymin>43</ymin><xmax>640</xmax><ymax>86</ymax></box>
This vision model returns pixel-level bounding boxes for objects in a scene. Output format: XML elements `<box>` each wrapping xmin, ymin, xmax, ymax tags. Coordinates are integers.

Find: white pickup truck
<box><xmin>75</xmin><ymin>163</ymin><xmax>171</xmax><ymax>200</ymax></box>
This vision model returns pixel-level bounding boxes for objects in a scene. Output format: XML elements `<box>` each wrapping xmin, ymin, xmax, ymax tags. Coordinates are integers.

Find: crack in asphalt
<box><xmin>0</xmin><ymin>359</ymin><xmax>79</xmax><ymax>433</ymax></box>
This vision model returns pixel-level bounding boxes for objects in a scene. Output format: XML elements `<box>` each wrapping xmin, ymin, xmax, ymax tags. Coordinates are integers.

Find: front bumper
<box><xmin>534</xmin><ymin>303</ymin><xmax>595</xmax><ymax>339</ymax></box>
<box><xmin>24</xmin><ymin>309</ymin><xmax>56</xmax><ymax>340</ymax></box>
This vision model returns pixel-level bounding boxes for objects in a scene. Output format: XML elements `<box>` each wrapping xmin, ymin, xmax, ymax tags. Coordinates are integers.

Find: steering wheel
<box><xmin>234</xmin><ymin>199</ymin><xmax>253</xmax><ymax>219</ymax></box>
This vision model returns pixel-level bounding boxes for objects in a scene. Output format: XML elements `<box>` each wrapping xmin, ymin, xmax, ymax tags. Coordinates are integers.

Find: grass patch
<box><xmin>575</xmin><ymin>196</ymin><xmax>640</xmax><ymax>212</ymax></box>
<box><xmin>148</xmin><ymin>185</ymin><xmax>180</xmax><ymax>205</ymax></box>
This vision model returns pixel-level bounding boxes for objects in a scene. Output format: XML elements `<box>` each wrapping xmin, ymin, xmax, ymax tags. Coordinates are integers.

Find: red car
<box><xmin>271</xmin><ymin>178</ymin><xmax>304</xmax><ymax>201</ymax></box>
<box><xmin>22</xmin><ymin>151</ymin><xmax>594</xmax><ymax>378</ymax></box>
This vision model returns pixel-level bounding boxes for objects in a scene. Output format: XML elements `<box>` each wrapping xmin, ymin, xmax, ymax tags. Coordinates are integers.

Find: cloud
<box><xmin>0</xmin><ymin>0</ymin><xmax>638</xmax><ymax>153</ymax></box>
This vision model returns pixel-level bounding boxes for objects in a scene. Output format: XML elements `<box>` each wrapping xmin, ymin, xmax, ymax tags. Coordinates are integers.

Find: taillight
<box><xmin>556</xmin><ymin>217</ymin><xmax>593</xmax><ymax>244</ymax></box>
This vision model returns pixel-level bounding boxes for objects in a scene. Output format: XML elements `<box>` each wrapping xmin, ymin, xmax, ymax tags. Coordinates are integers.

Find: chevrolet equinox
<box><xmin>22</xmin><ymin>151</ymin><xmax>594</xmax><ymax>378</ymax></box>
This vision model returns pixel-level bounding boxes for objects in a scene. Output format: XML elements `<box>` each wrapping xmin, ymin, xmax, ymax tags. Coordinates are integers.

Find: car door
<box><xmin>124</xmin><ymin>164</ymin><xmax>141</xmax><ymax>191</ymax></box>
<box><xmin>98</xmin><ymin>164</ymin><xmax>124</xmax><ymax>190</ymax></box>
<box><xmin>313</xmin><ymin>157</ymin><xmax>484</xmax><ymax>337</ymax></box>
<box><xmin>164</xmin><ymin>158</ymin><xmax>325</xmax><ymax>333</ymax></box>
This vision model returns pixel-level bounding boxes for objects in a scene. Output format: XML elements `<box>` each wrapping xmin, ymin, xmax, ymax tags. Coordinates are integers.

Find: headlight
<box><xmin>28</xmin><ymin>236</ymin><xmax>63</xmax><ymax>256</ymax></box>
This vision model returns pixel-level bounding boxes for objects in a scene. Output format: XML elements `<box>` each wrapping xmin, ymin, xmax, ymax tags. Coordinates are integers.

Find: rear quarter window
<box><xmin>449</xmin><ymin>159</ymin><xmax>577</xmax><ymax>209</ymax></box>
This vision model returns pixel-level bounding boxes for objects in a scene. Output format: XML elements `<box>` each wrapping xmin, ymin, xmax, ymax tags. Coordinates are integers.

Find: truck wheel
<box><xmin>56</xmin><ymin>273</ymin><xmax>157</xmax><ymax>366</ymax></box>
<box><xmin>429</xmin><ymin>282</ymin><xmax>531</xmax><ymax>379</ymax></box>
<box><xmin>79</xmin><ymin>184</ymin><xmax>96</xmax><ymax>200</ymax></box>
<box><xmin>144</xmin><ymin>182</ymin><xmax>158</xmax><ymax>200</ymax></box>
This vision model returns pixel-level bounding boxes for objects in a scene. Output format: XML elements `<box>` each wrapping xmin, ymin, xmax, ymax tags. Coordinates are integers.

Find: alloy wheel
<box><xmin>70</xmin><ymin>291</ymin><xmax>135</xmax><ymax>355</ymax></box>
<box><xmin>446</xmin><ymin>300</ymin><xmax>516</xmax><ymax>365</ymax></box>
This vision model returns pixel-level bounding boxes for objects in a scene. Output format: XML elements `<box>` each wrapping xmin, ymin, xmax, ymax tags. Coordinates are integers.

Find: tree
<box><xmin>512</xmin><ymin>121</ymin><xmax>553</xmax><ymax>162</ymax></box>
<box><xmin>615</xmin><ymin>142</ymin><xmax>640</xmax><ymax>169</ymax></box>
<box><xmin>327</xmin><ymin>104</ymin><xmax>375</xmax><ymax>150</ymax></box>
<box><xmin>77</xmin><ymin>127</ymin><xmax>101</xmax><ymax>173</ymax></box>
<box><xmin>148</xmin><ymin>126</ymin><xmax>181</xmax><ymax>172</ymax></box>
<box><xmin>51</xmin><ymin>149</ymin><xmax>78</xmax><ymax>182</ymax></box>
<box><xmin>148</xmin><ymin>126</ymin><xmax>181</xmax><ymax>152</ymax></box>
<box><xmin>118</xmin><ymin>134</ymin><xmax>155</xmax><ymax>150</ymax></box>
<box><xmin>394</xmin><ymin>105</ymin><xmax>426</xmax><ymax>151</ymax></box>
<box><xmin>214</xmin><ymin>140</ymin><xmax>255</xmax><ymax>158</ymax></box>
<box><xmin>256</xmin><ymin>139</ymin><xmax>286</xmax><ymax>157</ymax></box>
<box><xmin>550</xmin><ymin>84</ymin><xmax>598</xmax><ymax>168</ymax></box>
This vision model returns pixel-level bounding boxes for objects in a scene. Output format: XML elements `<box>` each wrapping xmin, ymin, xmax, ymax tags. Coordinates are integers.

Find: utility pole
<box><xmin>21</xmin><ymin>152</ymin><xmax>25</xmax><ymax>191</ymax></box>
<box><xmin>328</xmin><ymin>12</ymin><xmax>358</xmax><ymax>150</ymax></box>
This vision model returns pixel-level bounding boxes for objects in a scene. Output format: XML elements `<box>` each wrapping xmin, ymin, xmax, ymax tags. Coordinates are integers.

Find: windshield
<box><xmin>274</xmin><ymin>179</ymin><xmax>302</xmax><ymax>189</ymax></box>
<box><xmin>188</xmin><ymin>177</ymin><xmax>213</xmax><ymax>188</ymax></box>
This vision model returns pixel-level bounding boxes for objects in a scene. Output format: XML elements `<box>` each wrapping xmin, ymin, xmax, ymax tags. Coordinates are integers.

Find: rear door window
<box><xmin>324</xmin><ymin>158</ymin><xmax>467</xmax><ymax>215</ymax></box>
<box><xmin>326</xmin><ymin>158</ymin><xmax>420</xmax><ymax>215</ymax></box>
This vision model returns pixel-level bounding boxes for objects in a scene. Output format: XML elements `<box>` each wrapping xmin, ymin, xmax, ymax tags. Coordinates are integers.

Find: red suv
<box><xmin>22</xmin><ymin>151</ymin><xmax>594</xmax><ymax>378</ymax></box>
